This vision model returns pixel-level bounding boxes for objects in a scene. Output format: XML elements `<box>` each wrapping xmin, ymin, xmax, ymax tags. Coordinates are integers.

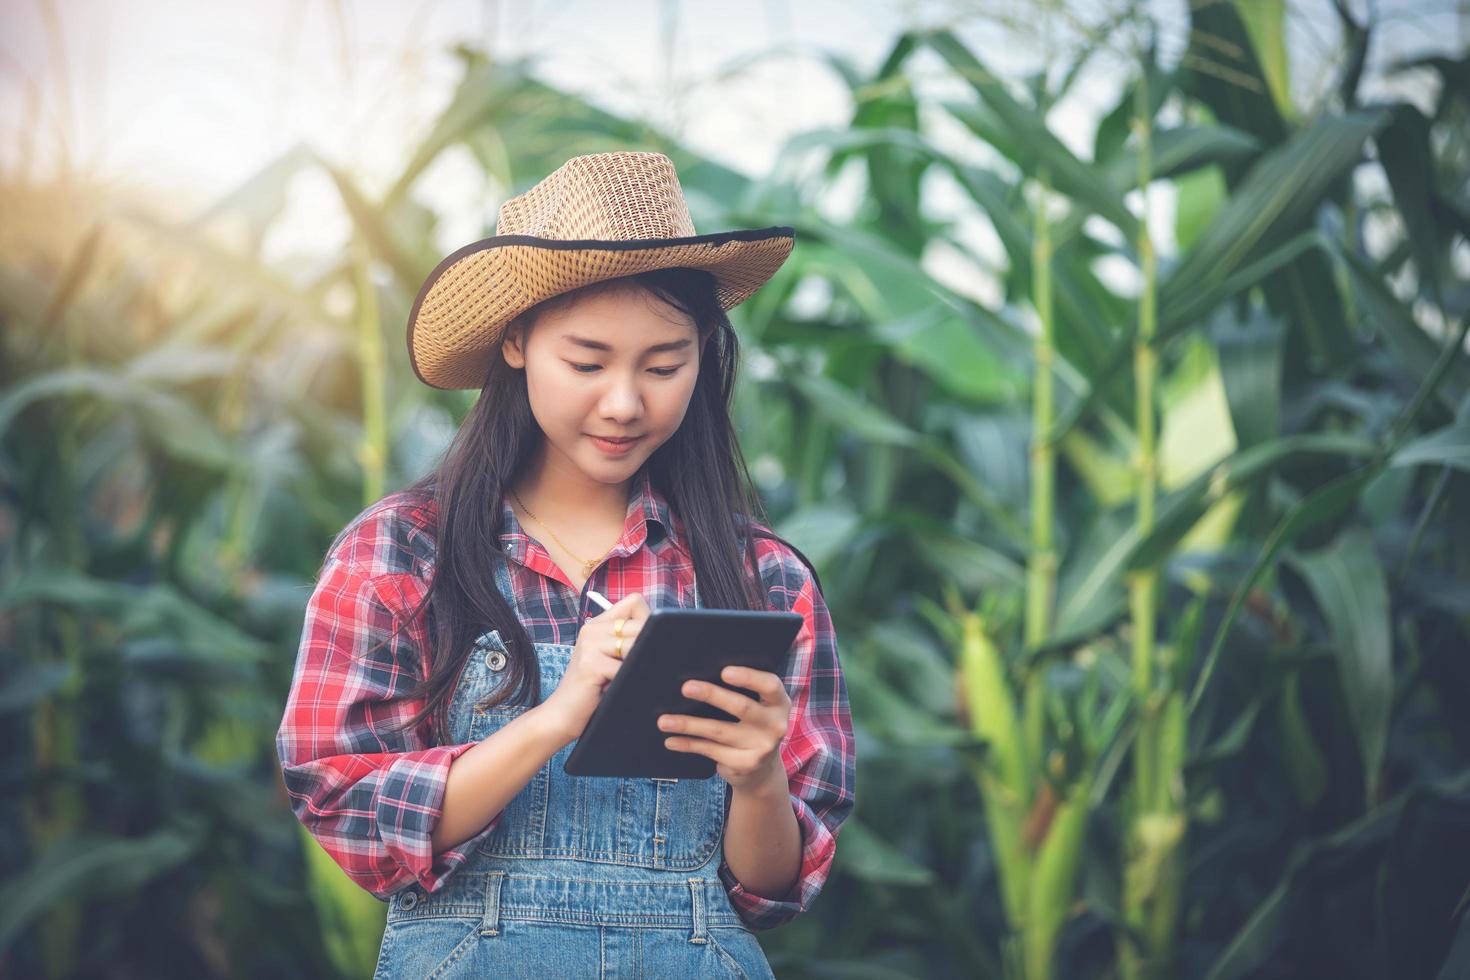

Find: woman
<box><xmin>275</xmin><ymin>151</ymin><xmax>855</xmax><ymax>978</ymax></box>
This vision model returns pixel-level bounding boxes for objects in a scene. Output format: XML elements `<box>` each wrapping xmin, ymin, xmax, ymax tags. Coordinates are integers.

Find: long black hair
<box><xmin>375</xmin><ymin>266</ymin><xmax>819</xmax><ymax>743</ymax></box>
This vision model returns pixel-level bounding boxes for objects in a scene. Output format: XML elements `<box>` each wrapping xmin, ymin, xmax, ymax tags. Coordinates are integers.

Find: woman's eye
<box><xmin>569</xmin><ymin>363</ymin><xmax>681</xmax><ymax>377</ymax></box>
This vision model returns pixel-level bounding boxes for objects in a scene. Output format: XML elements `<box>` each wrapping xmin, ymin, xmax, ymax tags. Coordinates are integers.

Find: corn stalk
<box><xmin>959</xmin><ymin>604</ymin><xmax>1098</xmax><ymax>980</ymax></box>
<box><xmin>26</xmin><ymin>228</ymin><xmax>100</xmax><ymax>976</ymax></box>
<box><xmin>1024</xmin><ymin>165</ymin><xmax>1058</xmax><ymax>773</ymax></box>
<box><xmin>1120</xmin><ymin>68</ymin><xmax>1185</xmax><ymax>980</ymax></box>
<box><xmin>953</xmin><ymin>155</ymin><xmax>1093</xmax><ymax>980</ymax></box>
<box><xmin>353</xmin><ymin>232</ymin><xmax>387</xmax><ymax>507</ymax></box>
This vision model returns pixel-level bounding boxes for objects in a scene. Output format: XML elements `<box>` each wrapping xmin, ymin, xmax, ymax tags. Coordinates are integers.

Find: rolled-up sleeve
<box><xmin>719</xmin><ymin>557</ymin><xmax>856</xmax><ymax>930</ymax></box>
<box><xmin>275</xmin><ymin>556</ymin><xmax>498</xmax><ymax>901</ymax></box>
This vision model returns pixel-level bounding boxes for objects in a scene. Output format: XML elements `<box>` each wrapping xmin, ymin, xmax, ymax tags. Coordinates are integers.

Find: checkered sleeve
<box><xmin>718</xmin><ymin>549</ymin><xmax>856</xmax><ymax>930</ymax></box>
<box><xmin>275</xmin><ymin>555</ymin><xmax>498</xmax><ymax>901</ymax></box>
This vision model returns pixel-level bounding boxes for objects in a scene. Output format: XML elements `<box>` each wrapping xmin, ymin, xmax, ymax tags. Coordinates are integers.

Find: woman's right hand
<box><xmin>539</xmin><ymin>592</ymin><xmax>651</xmax><ymax>745</ymax></box>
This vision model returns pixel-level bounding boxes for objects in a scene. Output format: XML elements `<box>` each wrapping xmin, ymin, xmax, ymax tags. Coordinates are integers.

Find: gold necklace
<box><xmin>511</xmin><ymin>489</ymin><xmax>619</xmax><ymax>576</ymax></box>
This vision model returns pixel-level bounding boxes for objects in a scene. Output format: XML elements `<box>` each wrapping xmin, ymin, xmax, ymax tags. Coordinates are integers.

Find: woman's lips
<box><xmin>589</xmin><ymin>434</ymin><xmax>642</xmax><ymax>454</ymax></box>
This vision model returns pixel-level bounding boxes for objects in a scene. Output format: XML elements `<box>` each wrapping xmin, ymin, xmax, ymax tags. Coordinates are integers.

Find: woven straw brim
<box><xmin>407</xmin><ymin>228</ymin><xmax>794</xmax><ymax>389</ymax></box>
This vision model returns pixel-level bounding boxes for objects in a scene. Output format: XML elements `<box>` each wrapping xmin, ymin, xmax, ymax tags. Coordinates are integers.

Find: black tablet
<box><xmin>562</xmin><ymin>608</ymin><xmax>803</xmax><ymax>779</ymax></box>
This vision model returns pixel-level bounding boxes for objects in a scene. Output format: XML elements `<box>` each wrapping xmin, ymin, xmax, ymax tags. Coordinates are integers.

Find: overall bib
<box><xmin>372</xmin><ymin>559</ymin><xmax>778</xmax><ymax>979</ymax></box>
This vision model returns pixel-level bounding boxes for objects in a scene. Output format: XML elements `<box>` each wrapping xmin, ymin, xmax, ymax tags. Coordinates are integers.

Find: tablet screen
<box><xmin>563</xmin><ymin>608</ymin><xmax>803</xmax><ymax>779</ymax></box>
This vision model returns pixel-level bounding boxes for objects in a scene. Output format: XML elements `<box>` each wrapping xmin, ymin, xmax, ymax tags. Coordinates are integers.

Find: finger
<box><xmin>592</xmin><ymin>592</ymin><xmax>643</xmax><ymax>622</ymax></box>
<box><xmin>596</xmin><ymin>595</ymin><xmax>651</xmax><ymax>633</ymax></box>
<box><xmin>662</xmin><ymin>735</ymin><xmax>744</xmax><ymax>765</ymax></box>
<box><xmin>595</xmin><ymin>653</ymin><xmax>624</xmax><ymax>680</ymax></box>
<box><xmin>612</xmin><ymin>591</ymin><xmax>645</xmax><ymax>614</ymax></box>
<box><xmin>718</xmin><ymin>666</ymin><xmax>790</xmax><ymax>706</ymax></box>
<box><xmin>603</xmin><ymin>637</ymin><xmax>629</xmax><ymax>663</ymax></box>
<box><xmin>609</xmin><ymin>621</ymin><xmax>643</xmax><ymax>654</ymax></box>
<box><xmin>609</xmin><ymin>617</ymin><xmax>645</xmax><ymax>640</ymax></box>
<box><xmin>581</xmin><ymin>662</ymin><xmax>620</xmax><ymax>690</ymax></box>
<box><xmin>680</xmin><ymin>679</ymin><xmax>759</xmax><ymax>720</ymax></box>
<box><xmin>656</xmin><ymin>713</ymin><xmax>752</xmax><ymax>747</ymax></box>
<box><xmin>593</xmin><ymin>616</ymin><xmax>641</xmax><ymax>659</ymax></box>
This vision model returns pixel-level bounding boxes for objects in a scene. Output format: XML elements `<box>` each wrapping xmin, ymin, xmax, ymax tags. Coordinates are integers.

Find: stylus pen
<box><xmin>585</xmin><ymin>590</ymin><xmax>614</xmax><ymax>613</ymax></box>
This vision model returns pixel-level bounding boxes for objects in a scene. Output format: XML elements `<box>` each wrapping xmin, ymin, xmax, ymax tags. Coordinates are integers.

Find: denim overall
<box><xmin>371</xmin><ymin>558</ymin><xmax>777</xmax><ymax>979</ymax></box>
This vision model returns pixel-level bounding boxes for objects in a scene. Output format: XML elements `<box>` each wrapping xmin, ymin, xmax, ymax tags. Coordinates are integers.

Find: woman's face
<box><xmin>502</xmin><ymin>284</ymin><xmax>702</xmax><ymax>487</ymax></box>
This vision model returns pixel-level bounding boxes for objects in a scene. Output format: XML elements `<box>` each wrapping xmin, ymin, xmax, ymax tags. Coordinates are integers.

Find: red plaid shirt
<box><xmin>275</xmin><ymin>466</ymin><xmax>855</xmax><ymax>931</ymax></box>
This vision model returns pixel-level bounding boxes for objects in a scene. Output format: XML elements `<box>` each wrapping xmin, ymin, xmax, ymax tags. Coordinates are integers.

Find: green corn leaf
<box><xmin>1187</xmin><ymin>698</ymin><xmax>1265</xmax><ymax>772</ymax></box>
<box><xmin>1055</xmin><ymin>432</ymin><xmax>1375</xmax><ymax>637</ymax></box>
<box><xmin>866</xmin><ymin>620</ymin><xmax>960</xmax><ymax>716</ymax></box>
<box><xmin>784</xmin><ymin>371</ymin><xmax>921</xmax><ymax>447</ymax></box>
<box><xmin>1059</xmin><ymin>428</ymin><xmax>1136</xmax><ymax>509</ymax></box>
<box><xmin>1284</xmin><ymin>528</ymin><xmax>1392</xmax><ymax>803</ymax></box>
<box><xmin>922</xmin><ymin>29</ymin><xmax>1138</xmax><ymax>238</ymax></box>
<box><xmin>977</xmin><ymin>767</ymin><xmax>1032</xmax><ymax>931</ymax></box>
<box><xmin>1234</xmin><ymin>0</ymin><xmax>1293</xmax><ymax>119</ymax></box>
<box><xmin>0</xmin><ymin>824</ymin><xmax>204</xmax><ymax>951</ymax></box>
<box><xmin>918</xmin><ymin>447</ymin><xmax>1030</xmax><ymax>549</ymax></box>
<box><xmin>190</xmin><ymin>142</ymin><xmax>318</xmax><ymax>238</ymax></box>
<box><xmin>1026</xmin><ymin>777</ymin><xmax>1093</xmax><ymax>980</ymax></box>
<box><xmin>1101</xmin><ymin>123</ymin><xmax>1260</xmax><ymax>191</ymax></box>
<box><xmin>1161</xmin><ymin>110</ymin><xmax>1386</xmax><ymax>320</ymax></box>
<box><xmin>1188</xmin><ymin>463</ymin><xmax>1382</xmax><ymax>714</ymax></box>
<box><xmin>945</xmin><ymin>408</ymin><xmax>1031</xmax><ymax>509</ymax></box>
<box><xmin>1175</xmin><ymin>163</ymin><xmax>1228</xmax><ymax>251</ymax></box>
<box><xmin>1050</xmin><ymin>229</ymin><xmax>1331</xmax><ymax>449</ymax></box>
<box><xmin>124</xmin><ymin>344</ymin><xmax>240</xmax><ymax>386</ymax></box>
<box><xmin>1190</xmin><ymin>312</ymin><xmax>1469</xmax><ymax>711</ymax></box>
<box><xmin>845</xmin><ymin>656</ymin><xmax>974</xmax><ymax>748</ymax></box>
<box><xmin>1203</xmin><ymin>874</ymin><xmax>1290</xmax><ymax>980</ymax></box>
<box><xmin>1124</xmin><ymin>432</ymin><xmax>1379</xmax><ymax>573</ymax></box>
<box><xmin>321</xmin><ymin>161</ymin><xmax>431</xmax><ymax>299</ymax></box>
<box><xmin>1435</xmin><ymin>907</ymin><xmax>1470</xmax><ymax>980</ymax></box>
<box><xmin>1204</xmin><ymin>769</ymin><xmax>1470</xmax><ymax>980</ymax></box>
<box><xmin>1185</xmin><ymin>0</ymin><xmax>1287</xmax><ymax>148</ymax></box>
<box><xmin>0</xmin><ymin>366</ymin><xmax>234</xmax><ymax>472</ymax></box>
<box><xmin>1052</xmin><ymin>509</ymin><xmax>1135</xmax><ymax>640</ymax></box>
<box><xmin>1094</xmin><ymin>59</ymin><xmax>1173</xmax><ymax>163</ymax></box>
<box><xmin>906</xmin><ymin>521</ymin><xmax>1026</xmax><ymax>594</ymax></box>
<box><xmin>1377</xmin><ymin>103</ymin><xmax>1448</xmax><ymax>297</ymax></box>
<box><xmin>1211</xmin><ymin>306</ymin><xmax>1286</xmax><ymax>450</ymax></box>
<box><xmin>833</xmin><ymin>819</ymin><xmax>937</xmax><ymax>886</ymax></box>
<box><xmin>0</xmin><ymin>663</ymin><xmax>76</xmax><ymax>716</ymax></box>
<box><xmin>1390</xmin><ymin>422</ymin><xmax>1470</xmax><ymax>473</ymax></box>
<box><xmin>0</xmin><ymin>366</ymin><xmax>135</xmax><ymax>440</ymax></box>
<box><xmin>123</xmin><ymin>208</ymin><xmax>334</xmax><ymax>328</ymax></box>
<box><xmin>0</xmin><ymin>570</ymin><xmax>269</xmax><ymax>663</ymax></box>
<box><xmin>774</xmin><ymin>501</ymin><xmax>862</xmax><ymax>569</ymax></box>
<box><xmin>1278</xmin><ymin>673</ymin><xmax>1329</xmax><ymax>808</ymax></box>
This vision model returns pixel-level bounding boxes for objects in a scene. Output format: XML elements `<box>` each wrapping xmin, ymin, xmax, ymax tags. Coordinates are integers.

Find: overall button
<box><xmin>485</xmin><ymin>649</ymin><xmax>507</xmax><ymax>672</ymax></box>
<box><xmin>398</xmin><ymin>890</ymin><xmax>419</xmax><ymax>910</ymax></box>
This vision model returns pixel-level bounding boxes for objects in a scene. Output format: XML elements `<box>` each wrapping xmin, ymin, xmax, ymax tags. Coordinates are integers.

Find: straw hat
<box><xmin>406</xmin><ymin>151</ymin><xmax>795</xmax><ymax>389</ymax></box>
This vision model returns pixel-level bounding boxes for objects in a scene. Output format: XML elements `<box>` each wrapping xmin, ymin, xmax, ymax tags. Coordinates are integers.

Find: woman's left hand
<box><xmin>658</xmin><ymin>666</ymin><xmax>791</xmax><ymax>793</ymax></box>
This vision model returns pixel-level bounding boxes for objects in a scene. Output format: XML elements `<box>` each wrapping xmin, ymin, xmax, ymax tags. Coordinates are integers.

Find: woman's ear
<box><xmin>502</xmin><ymin>324</ymin><xmax>526</xmax><ymax>369</ymax></box>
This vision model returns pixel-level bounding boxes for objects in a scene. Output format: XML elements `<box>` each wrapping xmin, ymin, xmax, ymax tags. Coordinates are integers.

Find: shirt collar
<box><xmin>498</xmin><ymin>465</ymin><xmax>677</xmax><ymax>566</ymax></box>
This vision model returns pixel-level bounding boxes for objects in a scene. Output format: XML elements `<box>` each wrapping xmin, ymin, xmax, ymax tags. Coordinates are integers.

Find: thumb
<box><xmin>594</xmin><ymin>592</ymin><xmax>642</xmax><ymax>618</ymax></box>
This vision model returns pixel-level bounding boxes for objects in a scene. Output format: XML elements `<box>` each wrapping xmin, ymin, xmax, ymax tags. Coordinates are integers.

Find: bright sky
<box><xmin>0</xmin><ymin>0</ymin><xmax>1462</xmax><ymax>286</ymax></box>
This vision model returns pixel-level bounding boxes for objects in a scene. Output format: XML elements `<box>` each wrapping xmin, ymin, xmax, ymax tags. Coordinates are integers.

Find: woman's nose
<box><xmin>599</xmin><ymin>371</ymin><xmax>644</xmax><ymax>419</ymax></box>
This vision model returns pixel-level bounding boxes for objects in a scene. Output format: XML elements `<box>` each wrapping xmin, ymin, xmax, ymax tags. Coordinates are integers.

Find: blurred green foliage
<box><xmin>3</xmin><ymin>5</ymin><xmax>1469</xmax><ymax>978</ymax></box>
